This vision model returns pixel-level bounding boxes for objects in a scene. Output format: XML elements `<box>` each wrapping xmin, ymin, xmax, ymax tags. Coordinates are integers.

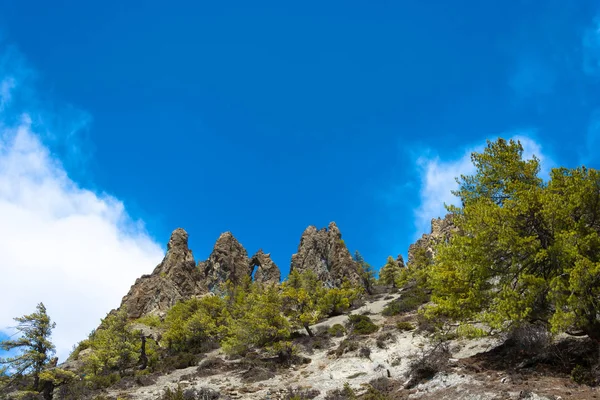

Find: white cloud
<box><xmin>414</xmin><ymin>147</ymin><xmax>476</xmax><ymax>238</ymax></box>
<box><xmin>0</xmin><ymin>63</ymin><xmax>163</xmax><ymax>363</ymax></box>
<box><xmin>414</xmin><ymin>135</ymin><xmax>551</xmax><ymax>238</ymax></box>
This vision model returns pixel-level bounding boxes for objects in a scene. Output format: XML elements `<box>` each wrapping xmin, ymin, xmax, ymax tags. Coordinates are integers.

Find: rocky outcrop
<box><xmin>118</xmin><ymin>228</ymin><xmax>206</xmax><ymax>319</ymax></box>
<box><xmin>250</xmin><ymin>249</ymin><xmax>281</xmax><ymax>284</ymax></box>
<box><xmin>290</xmin><ymin>222</ymin><xmax>362</xmax><ymax>288</ymax></box>
<box><xmin>200</xmin><ymin>232</ymin><xmax>252</xmax><ymax>292</ymax></box>
<box><xmin>408</xmin><ymin>214</ymin><xmax>456</xmax><ymax>266</ymax></box>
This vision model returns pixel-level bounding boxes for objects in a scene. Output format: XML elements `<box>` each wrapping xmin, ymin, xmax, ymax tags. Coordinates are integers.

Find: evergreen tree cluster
<box><xmin>424</xmin><ymin>138</ymin><xmax>600</xmax><ymax>342</ymax></box>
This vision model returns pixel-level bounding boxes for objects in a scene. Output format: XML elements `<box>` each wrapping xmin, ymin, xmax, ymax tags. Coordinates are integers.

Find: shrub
<box><xmin>382</xmin><ymin>287</ymin><xmax>430</xmax><ymax>316</ymax></box>
<box><xmin>335</xmin><ymin>339</ymin><xmax>359</xmax><ymax>357</ymax></box>
<box><xmin>358</xmin><ymin>346</ymin><xmax>371</xmax><ymax>359</ymax></box>
<box><xmin>163</xmin><ymin>296</ymin><xmax>228</xmax><ymax>353</ymax></box>
<box><xmin>361</xmin><ymin>385</ymin><xmax>389</xmax><ymax>400</ymax></box>
<box><xmin>571</xmin><ymin>365</ymin><xmax>596</xmax><ymax>386</ymax></box>
<box><xmin>396</xmin><ymin>322</ymin><xmax>415</xmax><ymax>332</ymax></box>
<box><xmin>376</xmin><ymin>331</ymin><xmax>395</xmax><ymax>348</ymax></box>
<box><xmin>456</xmin><ymin>324</ymin><xmax>487</xmax><ymax>339</ymax></box>
<box><xmin>505</xmin><ymin>323</ymin><xmax>550</xmax><ymax>354</ymax></box>
<box><xmin>70</xmin><ymin>338</ymin><xmax>91</xmax><ymax>360</ymax></box>
<box><xmin>415</xmin><ymin>314</ymin><xmax>438</xmax><ymax>334</ymax></box>
<box><xmin>318</xmin><ymin>284</ymin><xmax>361</xmax><ymax>317</ymax></box>
<box><xmin>84</xmin><ymin>308</ymin><xmax>140</xmax><ymax>376</ymax></box>
<box><xmin>136</xmin><ymin>314</ymin><xmax>162</xmax><ymax>328</ymax></box>
<box><xmin>222</xmin><ymin>283</ymin><xmax>291</xmax><ymax>355</ymax></box>
<box><xmin>156</xmin><ymin>352</ymin><xmax>201</xmax><ymax>372</ymax></box>
<box><xmin>85</xmin><ymin>372</ymin><xmax>121</xmax><ymax>389</ymax></box>
<box><xmin>161</xmin><ymin>386</ymin><xmax>184</xmax><ymax>400</ymax></box>
<box><xmin>161</xmin><ymin>386</ymin><xmax>220</xmax><ymax>400</ymax></box>
<box><xmin>347</xmin><ymin>315</ymin><xmax>378</xmax><ymax>335</ymax></box>
<box><xmin>284</xmin><ymin>387</ymin><xmax>320</xmax><ymax>400</ymax></box>
<box><xmin>328</xmin><ymin>324</ymin><xmax>346</xmax><ymax>337</ymax></box>
<box><xmin>268</xmin><ymin>341</ymin><xmax>299</xmax><ymax>365</ymax></box>
<box><xmin>324</xmin><ymin>382</ymin><xmax>356</xmax><ymax>399</ymax></box>
<box><xmin>369</xmin><ymin>377</ymin><xmax>393</xmax><ymax>393</ymax></box>
<box><xmin>405</xmin><ymin>341</ymin><xmax>450</xmax><ymax>389</ymax></box>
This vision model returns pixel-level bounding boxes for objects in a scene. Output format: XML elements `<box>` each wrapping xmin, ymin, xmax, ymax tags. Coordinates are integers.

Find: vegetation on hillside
<box><xmin>423</xmin><ymin>138</ymin><xmax>600</xmax><ymax>343</ymax></box>
<box><xmin>378</xmin><ymin>256</ymin><xmax>402</xmax><ymax>288</ymax></box>
<box><xmin>3</xmin><ymin>137</ymin><xmax>600</xmax><ymax>398</ymax></box>
<box><xmin>1</xmin><ymin>272</ymin><xmax>364</xmax><ymax>398</ymax></box>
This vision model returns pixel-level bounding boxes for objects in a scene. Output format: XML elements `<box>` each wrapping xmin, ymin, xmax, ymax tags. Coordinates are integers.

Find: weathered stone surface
<box><xmin>408</xmin><ymin>214</ymin><xmax>456</xmax><ymax>266</ymax></box>
<box><xmin>290</xmin><ymin>222</ymin><xmax>362</xmax><ymax>288</ymax></box>
<box><xmin>118</xmin><ymin>228</ymin><xmax>206</xmax><ymax>319</ymax></box>
<box><xmin>250</xmin><ymin>249</ymin><xmax>281</xmax><ymax>285</ymax></box>
<box><xmin>200</xmin><ymin>232</ymin><xmax>251</xmax><ymax>292</ymax></box>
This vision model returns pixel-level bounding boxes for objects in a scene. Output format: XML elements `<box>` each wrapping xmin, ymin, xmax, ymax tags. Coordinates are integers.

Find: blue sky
<box><xmin>1</xmin><ymin>0</ymin><xmax>600</xmax><ymax>360</ymax></box>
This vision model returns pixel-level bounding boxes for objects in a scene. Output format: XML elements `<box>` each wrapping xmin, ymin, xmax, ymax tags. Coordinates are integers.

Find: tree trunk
<box><xmin>139</xmin><ymin>336</ymin><xmax>148</xmax><ymax>370</ymax></box>
<box><xmin>304</xmin><ymin>325</ymin><xmax>314</xmax><ymax>337</ymax></box>
<box><xmin>41</xmin><ymin>380</ymin><xmax>54</xmax><ymax>400</ymax></box>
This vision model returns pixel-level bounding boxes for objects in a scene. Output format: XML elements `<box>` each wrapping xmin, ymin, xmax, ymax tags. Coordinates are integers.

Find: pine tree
<box><xmin>222</xmin><ymin>282</ymin><xmax>291</xmax><ymax>355</ymax></box>
<box><xmin>354</xmin><ymin>251</ymin><xmax>376</xmax><ymax>294</ymax></box>
<box><xmin>0</xmin><ymin>303</ymin><xmax>56</xmax><ymax>390</ymax></box>
<box><xmin>426</xmin><ymin>139</ymin><xmax>600</xmax><ymax>343</ymax></box>
<box><xmin>281</xmin><ymin>270</ymin><xmax>324</xmax><ymax>337</ymax></box>
<box><xmin>379</xmin><ymin>256</ymin><xmax>402</xmax><ymax>288</ymax></box>
<box><xmin>85</xmin><ymin>308</ymin><xmax>139</xmax><ymax>375</ymax></box>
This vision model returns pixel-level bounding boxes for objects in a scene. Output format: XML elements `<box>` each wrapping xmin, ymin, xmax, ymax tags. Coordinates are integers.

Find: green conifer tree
<box><xmin>281</xmin><ymin>270</ymin><xmax>324</xmax><ymax>337</ymax></box>
<box><xmin>0</xmin><ymin>303</ymin><xmax>56</xmax><ymax>390</ymax></box>
<box><xmin>379</xmin><ymin>256</ymin><xmax>402</xmax><ymax>288</ymax></box>
<box><xmin>354</xmin><ymin>251</ymin><xmax>376</xmax><ymax>294</ymax></box>
<box><xmin>85</xmin><ymin>308</ymin><xmax>139</xmax><ymax>376</ymax></box>
<box><xmin>426</xmin><ymin>139</ymin><xmax>600</xmax><ymax>342</ymax></box>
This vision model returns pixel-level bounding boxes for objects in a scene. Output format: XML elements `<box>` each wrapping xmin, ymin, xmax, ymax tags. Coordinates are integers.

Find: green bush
<box><xmin>325</xmin><ymin>382</ymin><xmax>356</xmax><ymax>399</ymax></box>
<box><xmin>328</xmin><ymin>324</ymin><xmax>346</xmax><ymax>337</ymax></box>
<box><xmin>335</xmin><ymin>339</ymin><xmax>359</xmax><ymax>357</ymax></box>
<box><xmin>70</xmin><ymin>338</ymin><xmax>91</xmax><ymax>359</ymax></box>
<box><xmin>456</xmin><ymin>324</ymin><xmax>487</xmax><ymax>339</ymax></box>
<box><xmin>161</xmin><ymin>386</ymin><xmax>184</xmax><ymax>400</ymax></box>
<box><xmin>84</xmin><ymin>308</ymin><xmax>140</xmax><ymax>376</ymax></box>
<box><xmin>571</xmin><ymin>365</ymin><xmax>595</xmax><ymax>385</ymax></box>
<box><xmin>136</xmin><ymin>314</ymin><xmax>162</xmax><ymax>328</ymax></box>
<box><xmin>155</xmin><ymin>352</ymin><xmax>200</xmax><ymax>372</ymax></box>
<box><xmin>318</xmin><ymin>284</ymin><xmax>361</xmax><ymax>317</ymax></box>
<box><xmin>285</xmin><ymin>387</ymin><xmax>320</xmax><ymax>400</ymax></box>
<box><xmin>85</xmin><ymin>372</ymin><xmax>121</xmax><ymax>389</ymax></box>
<box><xmin>361</xmin><ymin>386</ymin><xmax>390</xmax><ymax>400</ymax></box>
<box><xmin>347</xmin><ymin>315</ymin><xmax>378</xmax><ymax>335</ymax></box>
<box><xmin>396</xmin><ymin>322</ymin><xmax>415</xmax><ymax>332</ymax></box>
<box><xmin>382</xmin><ymin>287</ymin><xmax>430</xmax><ymax>316</ymax></box>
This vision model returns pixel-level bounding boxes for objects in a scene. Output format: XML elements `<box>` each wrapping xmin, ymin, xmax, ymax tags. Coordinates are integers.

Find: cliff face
<box><xmin>250</xmin><ymin>249</ymin><xmax>281</xmax><ymax>285</ymax></box>
<box><xmin>407</xmin><ymin>214</ymin><xmax>456</xmax><ymax>266</ymax></box>
<box><xmin>290</xmin><ymin>222</ymin><xmax>362</xmax><ymax>288</ymax></box>
<box><xmin>199</xmin><ymin>232</ymin><xmax>252</xmax><ymax>292</ymax></box>
<box><xmin>117</xmin><ymin>229</ymin><xmax>284</xmax><ymax>319</ymax></box>
<box><xmin>118</xmin><ymin>228</ymin><xmax>206</xmax><ymax>319</ymax></box>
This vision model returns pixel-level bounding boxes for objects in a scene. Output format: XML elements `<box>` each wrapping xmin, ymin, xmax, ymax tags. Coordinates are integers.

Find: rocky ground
<box><xmin>97</xmin><ymin>292</ymin><xmax>599</xmax><ymax>400</ymax></box>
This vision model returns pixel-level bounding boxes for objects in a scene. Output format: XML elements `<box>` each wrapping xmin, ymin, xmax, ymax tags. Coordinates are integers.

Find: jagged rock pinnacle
<box><xmin>290</xmin><ymin>222</ymin><xmax>362</xmax><ymax>288</ymax></box>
